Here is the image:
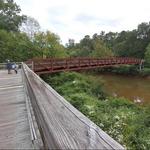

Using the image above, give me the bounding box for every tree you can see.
[91,38,113,57]
[137,22,150,40]
[144,43,150,66]
[104,32,118,49]
[0,0,26,32]
[66,38,75,48]
[0,29,35,62]
[20,16,40,39]
[79,35,94,56]
[34,31,67,58]
[99,31,106,40]
[112,31,138,57]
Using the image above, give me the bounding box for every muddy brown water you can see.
[94,74,150,105]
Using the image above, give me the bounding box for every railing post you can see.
[79,58,80,68]
[51,58,53,71]
[31,61,34,71]
[89,58,91,66]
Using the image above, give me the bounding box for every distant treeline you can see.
[66,23,150,67]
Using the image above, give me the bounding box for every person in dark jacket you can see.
[6,60,12,74]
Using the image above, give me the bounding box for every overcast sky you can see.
[15,0,150,44]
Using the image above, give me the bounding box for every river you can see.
[94,74,150,105]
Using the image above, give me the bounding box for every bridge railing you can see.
[22,63,124,149]
[27,57,142,74]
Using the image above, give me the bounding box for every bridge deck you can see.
[0,70,33,149]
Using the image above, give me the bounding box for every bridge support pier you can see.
[139,59,144,71]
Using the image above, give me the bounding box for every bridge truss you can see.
[26,57,143,75]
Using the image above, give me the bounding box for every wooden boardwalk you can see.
[0,70,33,149]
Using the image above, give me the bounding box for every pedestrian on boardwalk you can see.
[12,62,18,74]
[6,60,12,74]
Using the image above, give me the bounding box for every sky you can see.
[15,0,150,44]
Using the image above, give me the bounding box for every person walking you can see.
[6,60,12,74]
[14,63,18,74]
[12,62,18,74]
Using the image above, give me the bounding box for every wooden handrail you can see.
[22,63,124,149]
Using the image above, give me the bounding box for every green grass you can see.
[41,72,150,150]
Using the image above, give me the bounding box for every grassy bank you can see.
[41,72,150,150]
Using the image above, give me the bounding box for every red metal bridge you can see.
[27,57,143,75]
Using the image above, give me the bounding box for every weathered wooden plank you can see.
[23,63,125,149]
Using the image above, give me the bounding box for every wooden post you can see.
[32,61,34,71]
[51,59,53,71]
[79,58,80,68]
[139,59,144,71]
[66,59,68,69]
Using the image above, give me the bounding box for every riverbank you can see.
[41,72,150,150]
[89,65,150,77]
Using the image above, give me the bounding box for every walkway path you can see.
[0,70,33,149]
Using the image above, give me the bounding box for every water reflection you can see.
[95,74,150,105]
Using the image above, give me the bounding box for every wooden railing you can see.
[0,62,21,70]
[26,57,142,74]
[0,63,7,70]
[22,63,124,149]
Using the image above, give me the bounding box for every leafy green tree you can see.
[107,29,149,58]
[34,31,67,58]
[91,38,113,57]
[0,0,26,32]
[113,31,138,57]
[0,29,36,62]
[104,32,118,49]
[79,35,94,56]
[65,40,81,57]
